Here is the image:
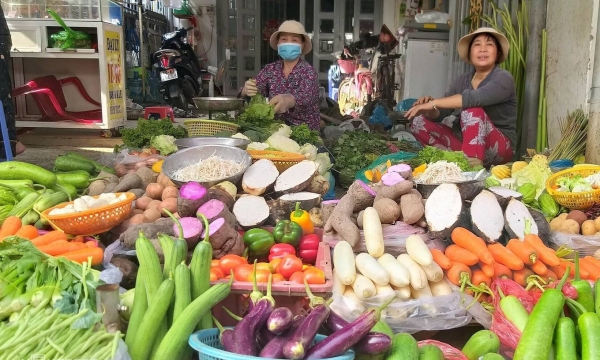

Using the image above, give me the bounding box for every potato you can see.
[582,220,597,235]
[146,200,162,212]
[558,213,569,221]
[566,210,587,225]
[559,219,580,234]
[143,208,162,222]
[595,248,600,259]
[594,217,600,231]
[157,172,176,188]
[129,214,148,225]
[146,183,165,200]
[131,209,144,216]
[550,217,564,231]
[162,186,179,200]
[136,196,153,210]
[373,198,401,224]
[159,198,178,216]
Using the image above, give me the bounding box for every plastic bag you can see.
[48,9,92,49]
[323,223,444,256]
[368,104,392,130]
[100,149,164,177]
[355,152,418,184]
[112,339,132,360]
[331,290,472,334]
[100,263,124,285]
[548,231,600,256]
[417,340,467,360]
[414,11,451,24]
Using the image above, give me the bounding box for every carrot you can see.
[0,216,22,240]
[557,260,589,279]
[71,236,85,243]
[14,225,39,240]
[446,262,472,287]
[445,245,479,266]
[450,227,495,265]
[37,240,87,256]
[550,265,567,280]
[543,269,558,283]
[487,243,524,270]
[530,259,548,276]
[492,262,513,279]
[471,268,491,287]
[523,234,561,267]
[583,256,600,272]
[31,231,67,246]
[85,241,98,248]
[579,258,600,281]
[513,268,534,287]
[59,247,104,266]
[430,249,452,270]
[479,262,495,278]
[506,239,538,265]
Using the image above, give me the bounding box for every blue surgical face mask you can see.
[278,43,302,61]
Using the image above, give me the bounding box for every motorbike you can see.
[152,27,204,110]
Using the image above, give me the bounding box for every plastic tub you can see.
[189,328,355,360]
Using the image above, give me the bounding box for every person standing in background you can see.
[0,6,25,158]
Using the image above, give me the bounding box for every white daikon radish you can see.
[374,284,396,302]
[342,287,366,313]
[355,253,389,286]
[429,279,453,296]
[377,253,410,287]
[332,270,346,295]
[362,207,384,258]
[391,285,412,300]
[397,254,428,290]
[410,282,433,299]
[421,261,444,283]
[351,274,376,299]
[405,235,433,266]
[333,241,356,285]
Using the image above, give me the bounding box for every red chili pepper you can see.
[268,243,296,261]
[298,234,320,264]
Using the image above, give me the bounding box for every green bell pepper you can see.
[242,228,275,257]
[273,220,303,247]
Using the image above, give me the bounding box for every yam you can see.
[274,161,317,194]
[114,173,144,193]
[208,217,245,258]
[347,181,376,212]
[399,189,424,225]
[136,196,153,211]
[373,198,401,224]
[242,159,279,195]
[197,199,237,227]
[162,186,179,200]
[211,181,237,199]
[177,181,209,217]
[174,217,204,248]
[324,191,361,247]
[309,207,323,227]
[135,166,157,188]
[102,182,118,194]
[267,199,293,226]
[321,200,338,225]
[159,198,178,216]
[209,188,235,211]
[505,198,538,240]
[233,195,269,229]
[110,256,138,289]
[129,188,146,199]
[146,183,165,200]
[373,180,414,203]
[470,190,504,243]
[528,208,551,243]
[305,174,330,195]
[88,180,108,196]
[119,218,176,249]
[278,192,322,211]
[425,183,468,240]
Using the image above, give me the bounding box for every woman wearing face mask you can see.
[240,20,320,130]
[404,27,517,167]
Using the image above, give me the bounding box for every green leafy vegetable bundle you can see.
[332,131,390,176]
[290,124,321,145]
[417,146,473,171]
[120,119,187,149]
[237,94,277,129]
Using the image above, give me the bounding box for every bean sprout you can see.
[172,154,248,182]
[416,161,465,184]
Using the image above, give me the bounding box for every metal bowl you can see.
[162,145,252,188]
[416,171,488,200]
[192,97,245,112]
[174,137,250,151]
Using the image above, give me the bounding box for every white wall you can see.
[186,0,219,66]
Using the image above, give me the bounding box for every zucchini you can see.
[0,161,57,187]
[54,155,96,174]
[129,278,175,360]
[419,344,444,359]
[65,151,116,175]
[152,281,233,359]
[388,333,418,360]
[9,192,40,217]
[33,191,69,213]
[462,330,500,360]
[173,262,191,323]
[159,235,175,280]
[189,214,213,330]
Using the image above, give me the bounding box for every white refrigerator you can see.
[402,39,450,100]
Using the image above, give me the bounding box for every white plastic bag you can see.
[100,149,164,176]
[414,12,451,24]
[548,231,600,257]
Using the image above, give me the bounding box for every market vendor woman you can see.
[405,27,517,167]
[240,20,320,130]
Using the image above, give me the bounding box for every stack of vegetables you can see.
[0,237,121,359]
[550,209,600,236]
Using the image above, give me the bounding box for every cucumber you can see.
[462,330,500,360]
[65,152,115,175]
[0,161,57,187]
[388,333,418,360]
[419,344,444,359]
[54,155,96,174]
[482,354,505,360]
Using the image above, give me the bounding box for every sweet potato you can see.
[131,209,144,216]
[162,186,179,200]
[114,173,144,193]
[102,182,118,193]
[373,198,401,224]
[177,181,209,217]
[88,180,108,196]
[173,217,204,249]
[146,183,165,200]
[209,188,235,210]
[129,214,148,225]
[129,188,146,199]
[146,199,162,212]
[135,166,157,188]
[400,189,424,225]
[136,196,153,210]
[208,217,244,258]
[159,198,178,216]
[197,199,237,227]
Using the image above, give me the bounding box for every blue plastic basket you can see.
[189,328,356,360]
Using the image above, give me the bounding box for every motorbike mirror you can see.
[186,27,194,31]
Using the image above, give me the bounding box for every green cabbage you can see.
[299,144,318,160]
[150,135,178,155]
[273,124,292,137]
[247,142,269,150]
[315,153,332,175]
[265,133,300,153]
[512,157,552,199]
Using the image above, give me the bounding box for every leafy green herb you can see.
[237,94,276,128]
[290,124,320,145]
[332,131,390,176]
[417,146,472,171]
[120,119,187,149]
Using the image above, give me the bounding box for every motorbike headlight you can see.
[163,32,176,40]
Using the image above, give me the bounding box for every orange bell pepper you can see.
[304,267,326,285]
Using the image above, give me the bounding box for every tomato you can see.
[220,254,247,275]
[210,269,219,281]
[256,262,275,274]
[269,258,282,272]
[272,273,286,283]
[278,254,303,280]
[249,269,272,283]
[304,267,326,284]
[233,264,254,282]
[302,264,312,271]
[289,271,306,284]
[211,266,225,279]
[211,259,220,268]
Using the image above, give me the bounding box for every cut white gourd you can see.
[232,195,270,228]
[242,159,279,195]
[274,160,317,194]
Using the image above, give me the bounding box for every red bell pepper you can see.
[268,243,296,261]
[298,234,320,264]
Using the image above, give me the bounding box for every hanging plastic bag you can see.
[548,231,600,257]
[48,9,92,49]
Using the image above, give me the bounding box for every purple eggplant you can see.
[326,310,392,355]
[267,307,294,334]
[246,261,266,314]
[257,325,277,348]
[259,315,305,358]
[282,280,332,359]
[304,297,395,359]
[229,274,276,356]
[213,316,236,352]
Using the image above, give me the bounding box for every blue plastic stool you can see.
[0,101,14,161]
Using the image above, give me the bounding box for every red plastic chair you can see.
[12,75,102,123]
